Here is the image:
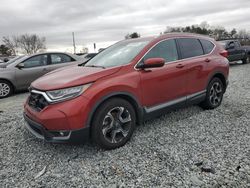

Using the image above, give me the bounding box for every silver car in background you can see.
[0,52,83,98]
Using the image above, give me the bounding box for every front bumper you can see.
[23,113,90,144]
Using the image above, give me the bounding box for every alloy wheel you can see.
[102,106,132,144]
[0,83,10,97]
[209,82,223,106]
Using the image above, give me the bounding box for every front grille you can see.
[28,92,49,111]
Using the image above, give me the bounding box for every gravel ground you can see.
[0,63,250,187]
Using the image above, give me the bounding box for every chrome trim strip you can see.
[134,37,216,70]
[144,90,206,113]
[145,96,186,113]
[31,90,53,103]
[186,90,206,100]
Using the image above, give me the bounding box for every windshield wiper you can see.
[85,65,106,69]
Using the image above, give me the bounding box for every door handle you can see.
[205,58,211,62]
[176,64,184,68]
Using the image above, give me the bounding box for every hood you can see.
[32,66,121,91]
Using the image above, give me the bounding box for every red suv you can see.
[23,33,229,149]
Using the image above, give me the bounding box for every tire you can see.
[0,80,13,99]
[199,77,224,110]
[242,56,250,64]
[91,98,136,150]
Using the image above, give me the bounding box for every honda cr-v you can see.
[23,33,229,149]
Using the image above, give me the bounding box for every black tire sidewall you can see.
[205,78,224,109]
[242,56,250,64]
[91,98,136,150]
[0,80,13,99]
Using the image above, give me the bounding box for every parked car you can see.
[23,33,229,149]
[218,40,250,64]
[0,52,83,98]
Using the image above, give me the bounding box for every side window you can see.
[200,39,215,54]
[143,39,178,62]
[22,55,48,68]
[50,54,73,64]
[178,38,204,59]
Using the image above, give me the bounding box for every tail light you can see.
[220,50,228,58]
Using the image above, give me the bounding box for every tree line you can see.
[163,21,250,45]
[125,21,250,45]
[0,34,46,56]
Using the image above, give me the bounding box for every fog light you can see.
[50,130,70,137]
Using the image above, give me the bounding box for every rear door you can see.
[15,54,48,89]
[139,39,188,108]
[45,53,77,72]
[176,38,209,97]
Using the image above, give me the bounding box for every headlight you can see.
[46,84,92,102]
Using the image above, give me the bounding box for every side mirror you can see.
[16,63,25,69]
[137,58,165,69]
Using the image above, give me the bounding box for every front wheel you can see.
[199,78,224,109]
[91,98,136,150]
[0,80,13,99]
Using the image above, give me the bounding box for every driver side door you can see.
[138,39,188,112]
[15,54,48,89]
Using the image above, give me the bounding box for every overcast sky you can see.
[0,0,249,53]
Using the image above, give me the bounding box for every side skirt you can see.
[143,90,206,121]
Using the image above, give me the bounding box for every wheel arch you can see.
[0,78,16,91]
[86,92,144,129]
[207,72,227,92]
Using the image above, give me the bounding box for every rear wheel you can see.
[200,77,224,109]
[91,98,136,150]
[242,56,250,64]
[0,80,13,99]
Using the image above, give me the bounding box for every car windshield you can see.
[85,39,150,68]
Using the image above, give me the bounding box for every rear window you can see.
[178,38,204,59]
[50,54,73,64]
[200,39,215,54]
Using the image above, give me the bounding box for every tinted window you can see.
[144,39,178,62]
[23,55,48,68]
[200,39,214,54]
[178,38,204,59]
[51,54,73,64]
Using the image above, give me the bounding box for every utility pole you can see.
[72,32,76,54]
[93,43,96,52]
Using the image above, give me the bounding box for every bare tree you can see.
[125,32,140,39]
[18,34,46,54]
[2,36,19,55]
[2,34,46,55]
